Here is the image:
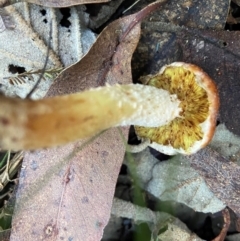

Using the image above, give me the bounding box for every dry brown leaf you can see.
[10,1,169,240]
[0,0,110,8]
[11,130,129,241]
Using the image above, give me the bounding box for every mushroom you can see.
[135,62,219,155]
[0,62,219,153]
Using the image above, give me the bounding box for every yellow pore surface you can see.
[135,66,210,151]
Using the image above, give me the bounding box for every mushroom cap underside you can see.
[135,62,219,155]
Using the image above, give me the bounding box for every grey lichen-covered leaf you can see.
[0,3,96,99]
[14,3,95,65]
[157,218,204,241]
[210,124,240,164]
[0,5,62,98]
[111,198,204,241]
[56,6,83,66]
[126,149,225,214]
[16,3,82,65]
[14,3,59,53]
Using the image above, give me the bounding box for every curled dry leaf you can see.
[10,1,170,240]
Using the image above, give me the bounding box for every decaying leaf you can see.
[46,7,141,95]
[10,130,130,241]
[14,3,86,66]
[126,148,226,215]
[186,147,240,217]
[0,4,62,98]
[210,124,240,163]
[112,198,204,241]
[9,1,170,239]
[0,3,97,99]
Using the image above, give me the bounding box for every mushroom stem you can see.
[0,84,181,150]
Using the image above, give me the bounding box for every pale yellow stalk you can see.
[0,84,181,150]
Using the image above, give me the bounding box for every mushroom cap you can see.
[134,62,219,155]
